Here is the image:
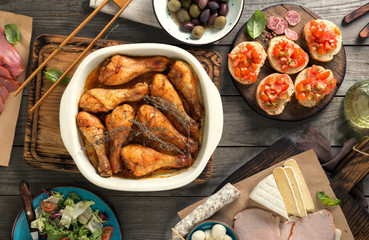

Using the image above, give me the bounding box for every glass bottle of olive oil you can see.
[344,80,369,137]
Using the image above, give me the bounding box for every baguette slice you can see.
[256,73,294,115]
[303,19,342,62]
[267,36,309,75]
[228,41,267,85]
[294,66,335,108]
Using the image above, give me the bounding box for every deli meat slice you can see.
[285,10,301,26]
[234,208,280,240]
[289,209,336,240]
[0,85,9,103]
[275,19,288,35]
[280,220,295,240]
[285,28,299,41]
[0,76,21,92]
[0,65,13,79]
[0,28,24,78]
[267,16,281,30]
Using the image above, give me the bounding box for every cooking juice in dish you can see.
[344,80,369,129]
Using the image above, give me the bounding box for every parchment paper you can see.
[0,11,32,166]
[178,150,354,240]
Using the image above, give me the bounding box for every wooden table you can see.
[0,0,368,239]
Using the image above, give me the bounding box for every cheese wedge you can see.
[249,174,289,219]
[284,166,307,217]
[273,167,301,217]
[284,159,315,212]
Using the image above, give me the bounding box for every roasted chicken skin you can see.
[79,82,149,113]
[136,104,198,153]
[98,55,169,85]
[150,73,199,135]
[120,144,192,177]
[105,104,135,174]
[76,111,112,177]
[168,60,204,120]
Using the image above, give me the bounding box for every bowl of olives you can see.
[152,0,244,45]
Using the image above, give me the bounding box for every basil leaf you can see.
[4,24,20,44]
[44,69,71,83]
[317,191,341,206]
[247,10,266,39]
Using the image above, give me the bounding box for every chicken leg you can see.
[150,74,199,135]
[76,111,112,177]
[98,55,169,85]
[79,82,149,113]
[105,104,135,174]
[120,144,192,177]
[168,60,204,120]
[136,104,198,153]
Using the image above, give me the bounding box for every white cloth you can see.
[89,0,161,28]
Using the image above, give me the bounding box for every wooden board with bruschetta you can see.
[229,4,346,121]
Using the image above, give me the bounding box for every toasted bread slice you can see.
[267,36,309,75]
[256,73,294,115]
[294,66,335,107]
[228,41,267,85]
[303,19,342,62]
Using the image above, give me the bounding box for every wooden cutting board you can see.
[231,4,346,121]
[215,137,369,240]
[24,34,222,183]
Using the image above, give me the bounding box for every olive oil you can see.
[344,80,369,130]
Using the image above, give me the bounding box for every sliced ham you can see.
[0,85,9,103]
[289,209,336,240]
[234,208,280,240]
[0,76,21,92]
[280,220,295,240]
[0,65,13,79]
[0,28,24,78]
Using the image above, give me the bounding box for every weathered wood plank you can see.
[1,0,369,45]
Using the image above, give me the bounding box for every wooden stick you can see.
[359,22,369,38]
[342,3,369,24]
[13,0,111,96]
[171,228,186,240]
[29,0,131,113]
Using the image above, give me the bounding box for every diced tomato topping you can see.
[258,74,291,110]
[316,70,330,80]
[307,20,338,55]
[273,39,307,72]
[248,72,257,82]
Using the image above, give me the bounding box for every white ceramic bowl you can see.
[60,43,223,191]
[152,0,244,45]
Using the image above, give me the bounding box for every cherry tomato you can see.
[296,92,307,101]
[247,72,257,82]
[250,63,258,71]
[273,46,281,59]
[40,201,57,212]
[240,67,250,78]
[101,226,114,240]
[234,68,241,78]
[279,91,289,100]
[289,59,299,68]
[316,70,330,80]
[251,48,261,64]
[259,91,269,102]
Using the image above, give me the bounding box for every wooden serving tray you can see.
[231,4,346,121]
[215,137,369,239]
[24,34,222,183]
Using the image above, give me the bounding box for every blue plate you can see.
[11,186,123,240]
[186,220,239,240]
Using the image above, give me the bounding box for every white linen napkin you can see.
[89,0,161,28]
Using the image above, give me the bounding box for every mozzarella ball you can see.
[222,235,232,240]
[192,230,206,240]
[205,230,214,240]
[211,224,226,240]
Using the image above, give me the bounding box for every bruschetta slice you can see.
[303,19,342,62]
[295,65,337,107]
[256,73,294,115]
[228,41,267,85]
[267,36,309,74]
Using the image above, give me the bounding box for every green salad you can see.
[31,190,113,240]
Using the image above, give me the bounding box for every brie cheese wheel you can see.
[284,166,307,217]
[284,159,315,212]
[273,167,301,217]
[250,174,289,219]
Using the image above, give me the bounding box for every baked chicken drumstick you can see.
[150,73,199,135]
[136,104,198,153]
[98,55,169,85]
[168,60,204,120]
[79,82,149,113]
[105,104,135,174]
[76,111,112,177]
[121,144,193,177]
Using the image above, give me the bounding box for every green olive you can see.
[213,16,227,29]
[189,4,201,18]
[192,26,204,38]
[167,0,181,12]
[177,8,191,22]
[181,0,192,9]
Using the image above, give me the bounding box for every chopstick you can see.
[172,228,186,240]
[13,0,111,97]
[342,2,369,25]
[29,0,131,113]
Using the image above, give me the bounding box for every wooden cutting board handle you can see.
[330,136,369,240]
